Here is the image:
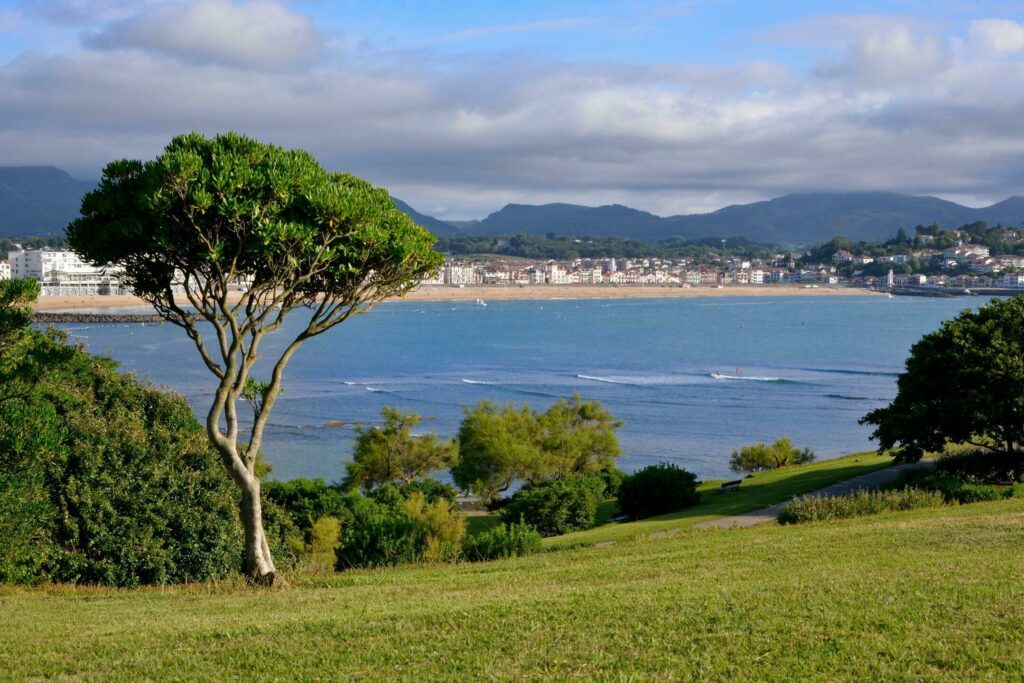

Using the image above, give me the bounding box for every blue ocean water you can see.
[57,295,984,482]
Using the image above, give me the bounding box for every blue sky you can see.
[1,0,1023,217]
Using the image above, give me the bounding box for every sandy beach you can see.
[30,285,878,311]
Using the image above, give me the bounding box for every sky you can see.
[1,1,1023,219]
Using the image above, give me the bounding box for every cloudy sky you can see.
[1,0,1023,218]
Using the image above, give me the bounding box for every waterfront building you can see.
[0,259,9,281]
[7,248,128,296]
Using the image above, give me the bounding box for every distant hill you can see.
[470,203,665,239]
[389,197,459,237]
[468,192,1024,245]
[0,166,458,239]
[0,166,96,236]
[2,165,1022,245]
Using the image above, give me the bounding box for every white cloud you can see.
[813,21,952,85]
[969,18,1024,55]
[444,17,601,41]
[85,0,322,68]
[1,11,1023,216]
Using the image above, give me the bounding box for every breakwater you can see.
[33,312,198,324]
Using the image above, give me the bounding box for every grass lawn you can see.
[542,451,894,547]
[3,497,1023,680]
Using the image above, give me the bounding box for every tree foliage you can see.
[343,407,458,491]
[66,132,443,583]
[729,436,815,474]
[861,297,1024,462]
[451,395,622,500]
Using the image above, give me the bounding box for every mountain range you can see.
[2,166,1022,246]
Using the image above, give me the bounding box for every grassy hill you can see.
[3,461,1023,679]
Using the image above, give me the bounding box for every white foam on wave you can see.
[710,373,784,383]
[461,379,494,385]
[576,374,640,386]
[365,386,385,393]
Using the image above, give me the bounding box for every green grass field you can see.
[500,451,890,547]
[3,497,1023,680]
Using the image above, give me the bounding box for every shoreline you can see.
[31,285,879,311]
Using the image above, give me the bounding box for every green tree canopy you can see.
[66,132,443,584]
[729,436,815,474]
[343,407,459,491]
[451,395,622,500]
[862,297,1024,461]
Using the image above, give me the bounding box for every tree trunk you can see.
[239,476,287,587]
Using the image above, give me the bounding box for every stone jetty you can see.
[33,312,199,324]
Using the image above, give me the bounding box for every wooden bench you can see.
[719,479,743,492]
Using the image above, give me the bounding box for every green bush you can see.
[778,488,945,524]
[730,436,815,474]
[595,467,627,498]
[616,463,700,520]
[462,521,543,562]
[0,339,244,586]
[500,476,605,536]
[935,449,1024,484]
[305,517,342,573]
[896,470,1015,504]
[397,479,460,506]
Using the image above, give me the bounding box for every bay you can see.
[55,295,984,482]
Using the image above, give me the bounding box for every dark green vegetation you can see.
[4,498,1024,679]
[778,488,945,524]
[729,436,815,474]
[437,233,772,260]
[500,475,611,536]
[67,133,443,584]
[616,462,700,519]
[0,280,243,586]
[0,235,66,254]
[862,297,1024,462]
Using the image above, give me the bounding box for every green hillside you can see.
[3,491,1022,680]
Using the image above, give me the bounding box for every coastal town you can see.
[6,225,1023,297]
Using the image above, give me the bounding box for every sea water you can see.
[55,295,984,482]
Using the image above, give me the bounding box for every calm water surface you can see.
[57,295,984,482]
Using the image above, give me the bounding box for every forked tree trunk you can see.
[238,474,286,587]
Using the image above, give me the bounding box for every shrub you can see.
[595,467,627,498]
[402,492,466,563]
[305,517,342,573]
[500,475,605,536]
[0,354,246,586]
[462,521,543,562]
[778,488,945,524]
[896,470,1014,504]
[616,463,700,519]
[730,436,815,474]
[397,479,460,506]
[935,448,1024,484]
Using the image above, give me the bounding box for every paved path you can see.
[693,462,930,529]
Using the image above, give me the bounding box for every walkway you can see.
[693,462,930,529]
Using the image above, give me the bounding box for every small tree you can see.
[536,393,622,479]
[861,297,1024,462]
[452,401,540,502]
[343,407,458,491]
[729,436,815,474]
[452,395,623,501]
[67,133,442,584]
